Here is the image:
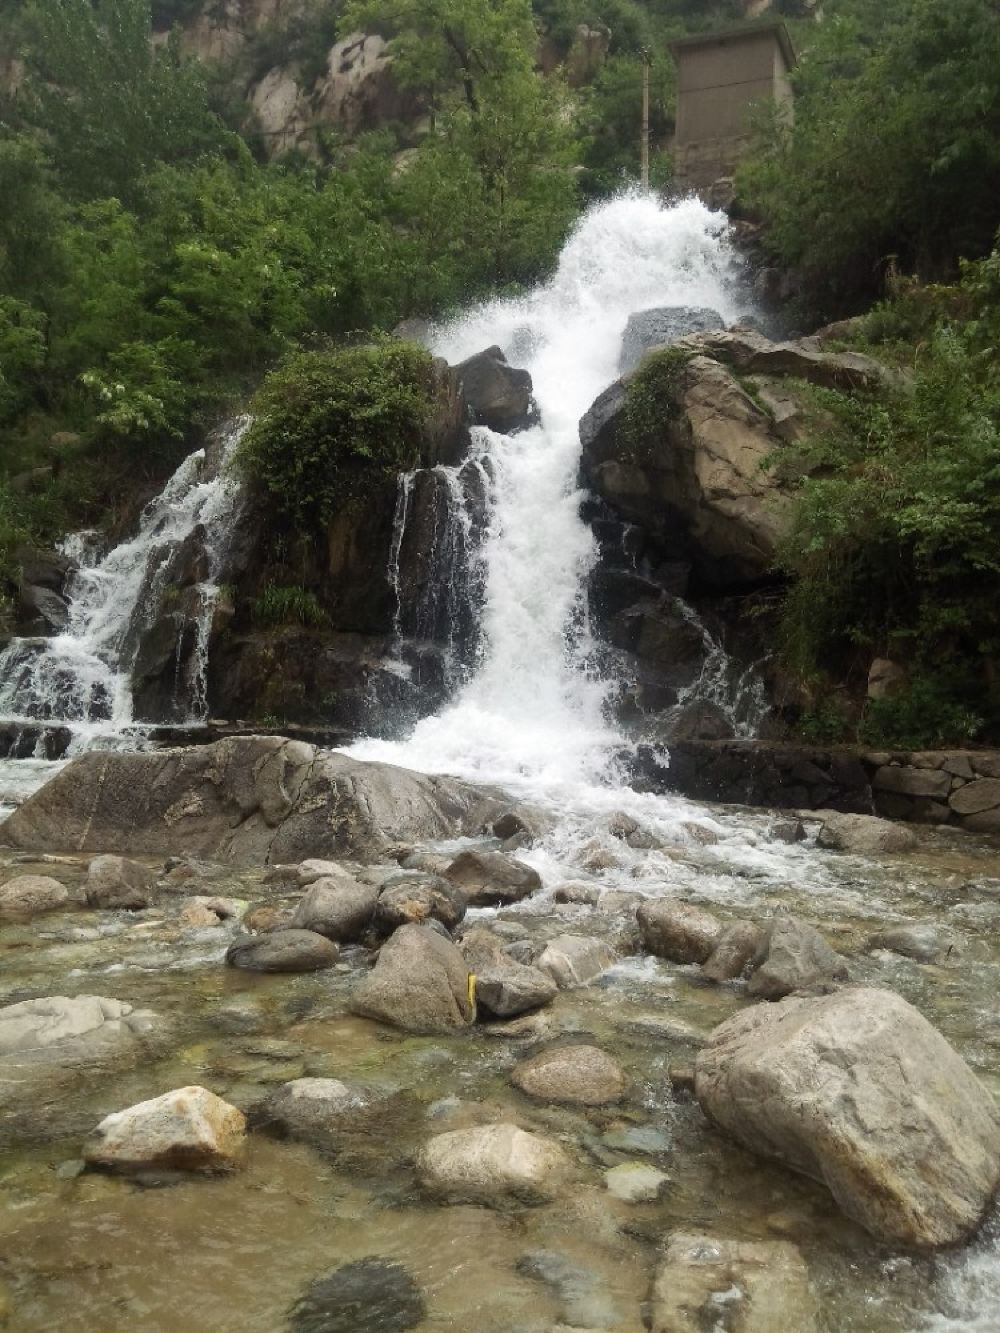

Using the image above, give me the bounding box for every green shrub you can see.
[251,583,328,629]
[859,679,982,750]
[620,346,690,457]
[797,699,851,746]
[236,339,436,528]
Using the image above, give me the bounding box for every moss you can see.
[619,346,690,459]
[252,583,328,629]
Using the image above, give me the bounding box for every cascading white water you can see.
[0,417,246,766]
[351,193,746,791]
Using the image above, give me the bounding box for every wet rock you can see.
[770,818,806,844]
[350,924,474,1034]
[85,854,153,910]
[212,999,265,1036]
[4,738,506,865]
[651,1232,818,1333]
[601,1124,672,1155]
[242,904,294,934]
[949,778,1000,817]
[454,345,534,433]
[604,1161,670,1202]
[554,882,601,906]
[295,858,349,886]
[178,902,222,927]
[19,582,69,633]
[537,934,617,988]
[619,305,724,374]
[418,1123,570,1205]
[516,1249,619,1328]
[694,987,1000,1249]
[868,924,960,964]
[669,1064,696,1095]
[225,929,339,973]
[637,901,722,965]
[747,917,848,999]
[511,1045,626,1106]
[83,1085,246,1173]
[259,1078,370,1147]
[0,995,159,1056]
[460,929,556,1017]
[492,810,535,841]
[442,848,541,907]
[178,895,244,926]
[814,810,917,855]
[374,872,466,935]
[291,872,378,942]
[0,873,72,917]
[702,922,763,983]
[288,1258,425,1333]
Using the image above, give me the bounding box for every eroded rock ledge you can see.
[1,736,504,864]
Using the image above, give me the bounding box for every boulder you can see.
[814,810,917,854]
[289,1258,425,1333]
[18,583,68,633]
[746,917,848,999]
[3,738,506,865]
[459,928,556,1017]
[637,901,722,965]
[678,326,894,393]
[442,848,541,906]
[701,921,763,984]
[454,345,534,433]
[619,306,724,374]
[83,1085,246,1173]
[374,871,467,934]
[868,924,960,964]
[418,1123,570,1205]
[0,995,158,1056]
[949,778,1000,817]
[511,1044,626,1106]
[85,854,154,910]
[516,1249,619,1328]
[694,988,1000,1248]
[537,934,617,988]
[651,1233,818,1333]
[260,1078,370,1148]
[0,873,71,917]
[225,929,339,973]
[350,924,474,1034]
[291,873,378,942]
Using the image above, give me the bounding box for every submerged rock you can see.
[85,854,154,910]
[516,1249,619,1328]
[694,987,1000,1248]
[868,924,960,964]
[288,1258,425,1333]
[0,995,159,1056]
[291,872,378,942]
[258,1078,372,1149]
[603,1161,670,1203]
[511,1045,626,1106]
[225,929,339,973]
[637,901,722,965]
[813,810,917,855]
[651,1232,818,1333]
[350,924,474,1034]
[442,848,541,906]
[418,1123,570,1205]
[746,917,848,999]
[83,1085,246,1173]
[537,934,617,989]
[0,873,72,918]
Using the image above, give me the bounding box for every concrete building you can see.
[669,21,796,194]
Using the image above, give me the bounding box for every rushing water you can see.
[0,419,245,811]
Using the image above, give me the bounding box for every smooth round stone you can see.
[225,929,338,973]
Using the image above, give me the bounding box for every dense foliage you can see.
[739,0,1000,316]
[771,245,1000,742]
[236,340,436,529]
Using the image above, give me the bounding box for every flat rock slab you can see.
[695,987,1000,1248]
[3,737,505,865]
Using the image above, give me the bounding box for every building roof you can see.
[668,20,797,70]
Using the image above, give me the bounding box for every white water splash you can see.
[351,193,745,795]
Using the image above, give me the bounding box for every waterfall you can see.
[350,194,746,791]
[0,417,246,761]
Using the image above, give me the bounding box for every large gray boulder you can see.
[459,928,556,1018]
[443,848,541,906]
[651,1232,817,1333]
[637,901,722,965]
[85,854,154,910]
[0,873,72,918]
[3,737,504,865]
[619,305,724,374]
[454,345,534,433]
[374,871,467,934]
[350,924,474,1034]
[694,987,1000,1248]
[225,929,339,973]
[813,809,917,854]
[290,872,377,942]
[746,917,848,999]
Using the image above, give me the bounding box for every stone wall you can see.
[635,740,1000,832]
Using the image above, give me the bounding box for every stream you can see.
[1,195,998,1331]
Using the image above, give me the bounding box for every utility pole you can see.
[640,47,650,189]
